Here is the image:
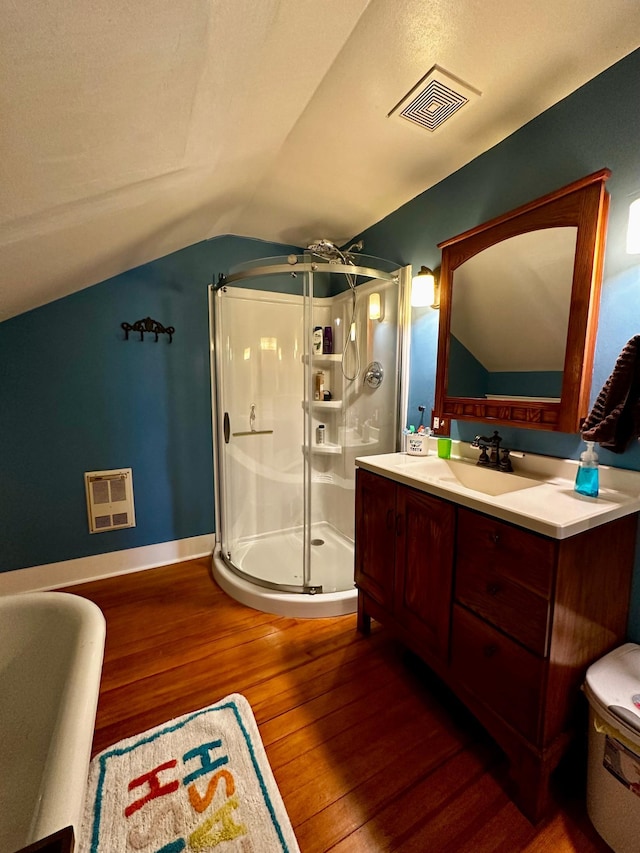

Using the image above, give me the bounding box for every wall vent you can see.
[389,65,480,133]
[84,468,136,534]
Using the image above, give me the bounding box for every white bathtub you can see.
[0,591,105,853]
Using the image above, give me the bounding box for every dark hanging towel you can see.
[581,335,640,453]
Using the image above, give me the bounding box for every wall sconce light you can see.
[411,266,440,308]
[368,291,384,321]
[627,197,640,254]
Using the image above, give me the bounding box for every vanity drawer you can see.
[455,562,550,656]
[456,508,555,598]
[451,604,544,743]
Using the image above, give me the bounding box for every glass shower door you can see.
[213,285,310,592]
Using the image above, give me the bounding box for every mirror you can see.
[448,227,577,400]
[434,169,611,433]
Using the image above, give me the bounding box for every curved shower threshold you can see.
[211,551,357,618]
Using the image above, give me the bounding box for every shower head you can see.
[306,238,364,265]
[343,240,364,255]
[306,239,347,263]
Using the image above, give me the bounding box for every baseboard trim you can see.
[0,534,216,595]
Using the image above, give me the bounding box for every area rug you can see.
[78,693,300,853]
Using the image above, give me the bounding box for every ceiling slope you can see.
[1,0,639,320]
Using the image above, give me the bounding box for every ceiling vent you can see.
[389,66,480,133]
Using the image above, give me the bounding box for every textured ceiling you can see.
[1,0,640,321]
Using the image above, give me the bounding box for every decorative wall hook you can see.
[121,317,175,343]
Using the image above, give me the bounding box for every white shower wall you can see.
[311,280,400,543]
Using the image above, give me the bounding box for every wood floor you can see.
[61,557,612,852]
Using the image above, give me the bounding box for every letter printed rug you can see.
[78,693,300,853]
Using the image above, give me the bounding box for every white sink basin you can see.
[443,459,543,496]
[407,456,542,497]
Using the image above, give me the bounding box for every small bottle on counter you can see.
[316,424,325,444]
[313,326,323,354]
[574,440,599,497]
[323,326,333,354]
[314,371,325,400]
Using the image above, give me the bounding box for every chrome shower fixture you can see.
[343,240,364,256]
[306,239,347,263]
[305,237,364,381]
[305,239,364,264]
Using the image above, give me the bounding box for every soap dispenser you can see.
[574,440,599,497]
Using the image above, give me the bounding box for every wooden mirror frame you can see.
[433,168,611,433]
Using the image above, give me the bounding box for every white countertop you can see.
[355,446,640,539]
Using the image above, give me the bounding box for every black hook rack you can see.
[121,317,175,343]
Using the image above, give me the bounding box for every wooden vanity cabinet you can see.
[354,469,397,611]
[355,468,455,671]
[355,468,638,822]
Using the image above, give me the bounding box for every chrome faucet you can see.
[471,431,513,472]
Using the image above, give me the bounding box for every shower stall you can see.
[209,249,409,617]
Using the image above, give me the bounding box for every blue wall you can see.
[3,49,640,639]
[446,338,563,399]
[486,372,564,399]
[448,336,488,398]
[0,236,298,572]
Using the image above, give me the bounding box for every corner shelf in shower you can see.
[302,437,380,457]
[302,443,343,456]
[302,400,344,411]
[302,353,343,364]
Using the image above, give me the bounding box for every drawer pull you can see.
[486,582,501,597]
[483,644,498,658]
[491,532,501,544]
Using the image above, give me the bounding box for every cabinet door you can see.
[394,485,455,661]
[354,469,397,608]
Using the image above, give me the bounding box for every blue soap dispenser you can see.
[574,440,599,497]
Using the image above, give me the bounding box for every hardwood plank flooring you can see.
[60,557,611,852]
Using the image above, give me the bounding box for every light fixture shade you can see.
[368,292,383,320]
[411,266,436,307]
[627,198,640,254]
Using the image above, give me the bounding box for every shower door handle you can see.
[223,412,230,444]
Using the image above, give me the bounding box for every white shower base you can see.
[212,521,357,618]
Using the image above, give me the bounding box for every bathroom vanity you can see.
[354,450,640,822]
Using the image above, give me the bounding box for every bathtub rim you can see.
[0,591,105,851]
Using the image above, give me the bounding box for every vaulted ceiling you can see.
[1,0,639,322]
